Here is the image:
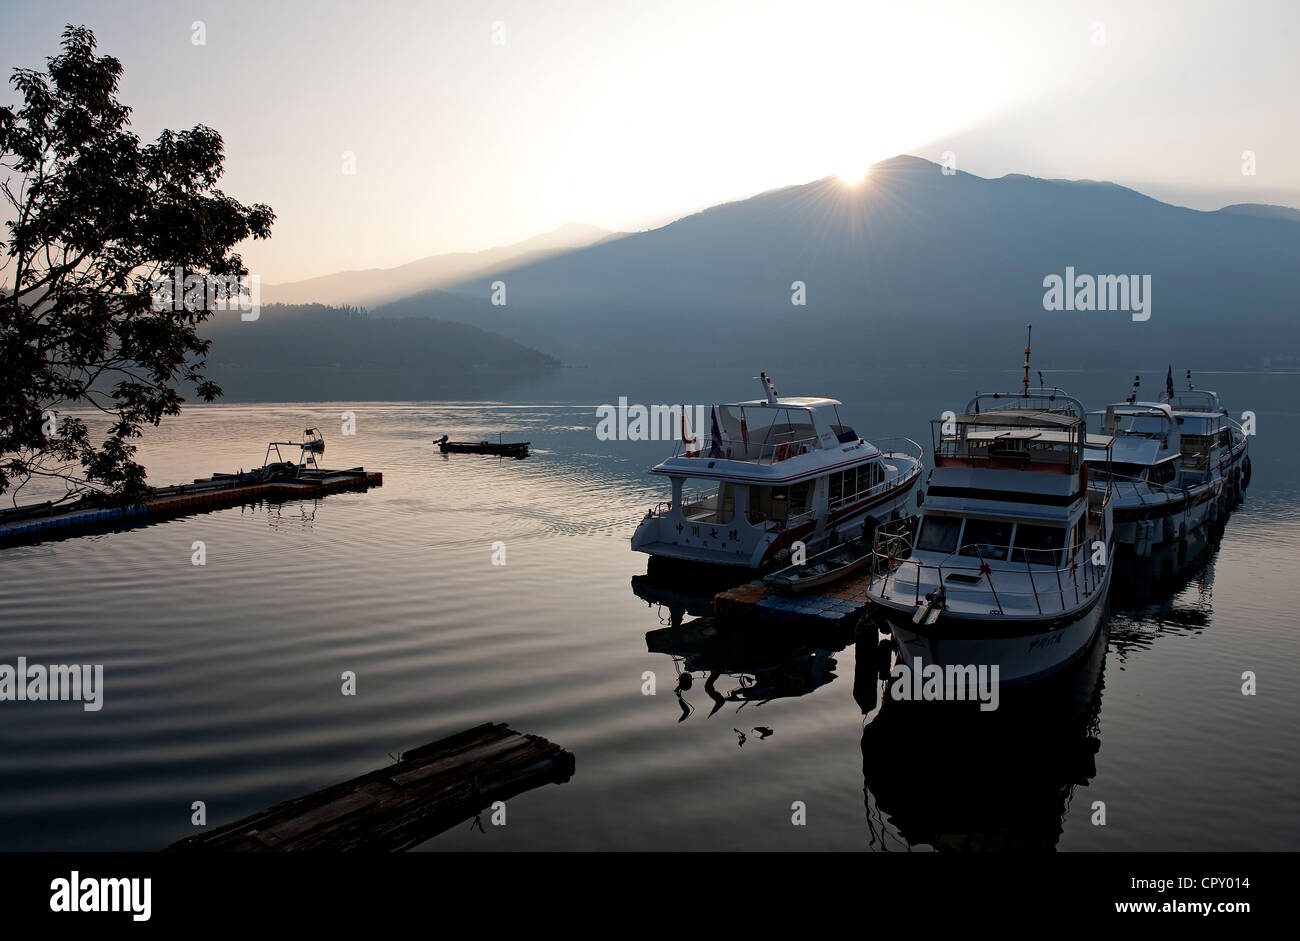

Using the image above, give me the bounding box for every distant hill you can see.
[198,304,562,401]
[376,155,1300,370]
[261,222,615,308]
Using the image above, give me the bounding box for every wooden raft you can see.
[0,467,382,544]
[166,723,575,852]
[713,577,874,625]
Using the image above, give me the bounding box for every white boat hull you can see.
[874,559,1112,687]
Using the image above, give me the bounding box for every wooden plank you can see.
[166,724,574,852]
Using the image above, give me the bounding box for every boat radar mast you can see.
[1127,374,1141,405]
[1022,324,1032,396]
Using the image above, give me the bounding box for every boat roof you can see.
[727,396,841,409]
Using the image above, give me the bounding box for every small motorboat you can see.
[763,537,875,593]
[435,435,530,458]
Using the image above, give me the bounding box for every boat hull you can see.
[872,563,1111,687]
[1110,480,1220,556]
[438,441,530,457]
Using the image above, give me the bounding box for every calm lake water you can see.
[1,367,1297,851]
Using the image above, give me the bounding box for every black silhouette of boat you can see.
[435,435,530,458]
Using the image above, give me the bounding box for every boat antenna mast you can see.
[1022,324,1032,396]
[1127,375,1140,404]
[757,371,779,405]
[1186,369,1194,391]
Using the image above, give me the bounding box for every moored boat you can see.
[1085,378,1221,557]
[867,366,1117,686]
[763,535,878,593]
[1158,370,1250,500]
[631,372,924,574]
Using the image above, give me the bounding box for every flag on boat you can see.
[1166,365,1174,399]
[709,407,725,458]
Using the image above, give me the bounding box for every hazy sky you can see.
[3,0,1297,282]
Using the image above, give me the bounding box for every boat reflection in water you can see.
[856,617,1109,851]
[633,575,854,723]
[1107,516,1220,664]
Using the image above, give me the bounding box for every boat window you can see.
[748,486,786,524]
[830,462,885,508]
[746,482,811,525]
[1071,518,1086,559]
[1149,461,1176,487]
[1010,524,1065,566]
[1116,415,1167,436]
[958,518,1013,561]
[1090,461,1147,483]
[916,516,961,554]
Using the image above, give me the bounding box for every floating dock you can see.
[714,576,874,625]
[0,467,382,545]
[166,723,575,852]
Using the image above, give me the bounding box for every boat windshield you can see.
[1089,461,1148,483]
[958,519,1013,561]
[914,515,1068,566]
[714,405,819,460]
[1010,524,1066,566]
[1113,414,1168,436]
[916,516,961,554]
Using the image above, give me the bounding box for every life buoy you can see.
[775,443,791,461]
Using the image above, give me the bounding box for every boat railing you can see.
[966,388,1088,420]
[868,523,1106,616]
[670,433,823,464]
[643,484,720,519]
[868,436,925,465]
[934,433,1078,470]
[1090,468,1185,505]
[1161,390,1223,414]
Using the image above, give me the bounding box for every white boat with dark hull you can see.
[867,383,1116,687]
[631,373,924,574]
